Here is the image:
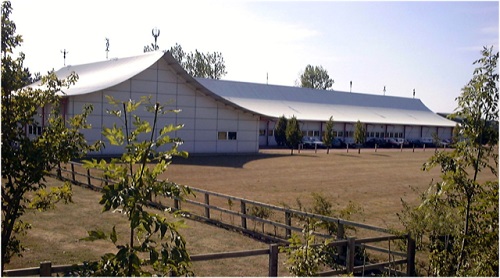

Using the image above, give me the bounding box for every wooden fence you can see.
[3,161,416,276]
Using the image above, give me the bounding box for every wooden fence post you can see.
[240,201,247,229]
[204,193,210,219]
[40,261,52,277]
[346,237,356,274]
[336,221,345,257]
[406,234,416,276]
[71,163,76,182]
[268,244,278,277]
[57,163,62,179]
[285,211,292,238]
[174,198,180,210]
[86,168,92,187]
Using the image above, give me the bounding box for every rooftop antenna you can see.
[413,88,415,99]
[105,38,110,60]
[383,85,386,96]
[152,27,160,50]
[350,81,352,93]
[61,49,69,66]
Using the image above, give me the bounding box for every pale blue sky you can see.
[10,1,499,113]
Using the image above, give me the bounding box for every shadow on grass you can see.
[171,152,291,168]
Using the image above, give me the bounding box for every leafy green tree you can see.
[323,116,334,154]
[285,116,302,155]
[299,64,334,90]
[81,95,193,276]
[353,120,366,154]
[1,1,98,271]
[169,43,227,79]
[281,220,335,276]
[399,46,498,276]
[274,115,288,147]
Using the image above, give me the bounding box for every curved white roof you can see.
[29,51,164,96]
[195,78,456,127]
[27,51,455,127]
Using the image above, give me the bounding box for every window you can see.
[218,132,227,140]
[28,124,42,135]
[268,130,274,137]
[228,132,237,140]
[313,130,320,137]
[218,131,237,140]
[259,129,266,136]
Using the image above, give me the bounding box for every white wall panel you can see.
[135,68,157,81]
[196,118,217,130]
[217,141,237,153]
[158,82,179,96]
[110,80,131,91]
[177,107,196,118]
[177,95,196,106]
[131,80,157,94]
[195,141,217,153]
[196,107,217,119]
[217,107,239,119]
[196,94,218,108]
[217,119,238,130]
[237,131,257,141]
[177,84,196,96]
[238,120,258,130]
[195,130,216,141]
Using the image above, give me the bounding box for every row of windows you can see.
[218,131,237,140]
[28,125,43,135]
[259,129,405,139]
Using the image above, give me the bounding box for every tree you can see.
[353,120,366,154]
[274,115,288,147]
[398,46,498,276]
[285,116,302,155]
[323,116,334,154]
[1,1,98,271]
[169,43,227,79]
[80,96,193,276]
[299,65,334,90]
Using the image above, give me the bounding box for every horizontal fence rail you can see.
[7,160,416,277]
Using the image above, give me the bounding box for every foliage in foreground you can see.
[79,96,193,276]
[399,46,499,276]
[1,1,98,271]
[281,193,364,276]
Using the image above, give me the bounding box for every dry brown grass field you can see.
[6,147,498,276]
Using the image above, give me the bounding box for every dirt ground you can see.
[6,147,497,276]
[164,148,459,229]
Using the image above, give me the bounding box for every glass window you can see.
[259,129,266,136]
[268,130,274,137]
[228,132,237,140]
[218,132,227,140]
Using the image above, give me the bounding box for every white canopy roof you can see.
[196,78,456,127]
[27,51,455,127]
[29,51,164,96]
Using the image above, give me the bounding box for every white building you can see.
[28,51,456,155]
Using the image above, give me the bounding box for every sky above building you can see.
[10,0,499,113]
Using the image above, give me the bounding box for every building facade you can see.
[28,51,456,155]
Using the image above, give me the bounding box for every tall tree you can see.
[323,116,334,154]
[274,115,288,147]
[285,116,302,155]
[1,1,98,271]
[398,46,498,276]
[353,120,366,154]
[299,65,334,90]
[169,43,227,79]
